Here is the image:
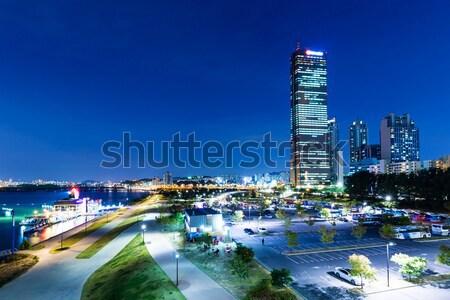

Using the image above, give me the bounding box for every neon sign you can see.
[306,50,324,56]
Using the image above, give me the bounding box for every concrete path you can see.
[0,208,141,300]
[143,214,235,300]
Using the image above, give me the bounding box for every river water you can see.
[0,190,149,250]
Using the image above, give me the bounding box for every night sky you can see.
[1,0,449,181]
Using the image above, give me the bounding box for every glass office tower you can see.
[290,45,330,187]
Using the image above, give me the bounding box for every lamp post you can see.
[175,253,179,286]
[60,227,64,250]
[386,242,396,287]
[141,224,146,244]
[11,210,15,255]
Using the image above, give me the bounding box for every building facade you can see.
[380,113,420,162]
[290,45,330,187]
[162,171,172,185]
[184,208,223,239]
[327,118,339,184]
[356,144,381,161]
[349,118,368,163]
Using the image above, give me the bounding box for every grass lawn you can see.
[0,254,39,288]
[81,234,185,300]
[76,213,143,259]
[168,233,271,299]
[76,194,164,258]
[49,208,127,254]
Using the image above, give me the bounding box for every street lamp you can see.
[141,224,146,244]
[386,242,396,287]
[175,253,179,286]
[11,210,15,255]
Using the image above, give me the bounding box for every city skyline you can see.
[1,1,450,181]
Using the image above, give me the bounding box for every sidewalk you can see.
[143,214,235,300]
[0,207,140,300]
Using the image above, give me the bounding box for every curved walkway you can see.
[143,213,235,300]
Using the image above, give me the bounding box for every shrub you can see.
[235,243,254,263]
[230,256,249,279]
[244,279,295,300]
[270,268,293,287]
[20,240,31,250]
[437,245,450,266]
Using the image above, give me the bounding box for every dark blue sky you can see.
[1,0,449,182]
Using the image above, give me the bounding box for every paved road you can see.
[143,214,235,300]
[0,208,140,300]
[230,218,450,300]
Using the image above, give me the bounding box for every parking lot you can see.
[228,215,450,300]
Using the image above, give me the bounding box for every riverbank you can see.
[0,254,39,288]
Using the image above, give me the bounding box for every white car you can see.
[258,227,268,233]
[334,267,361,285]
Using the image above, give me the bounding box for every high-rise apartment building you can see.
[290,44,330,187]
[380,113,420,162]
[162,171,172,185]
[349,118,368,163]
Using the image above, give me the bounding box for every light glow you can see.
[306,50,324,56]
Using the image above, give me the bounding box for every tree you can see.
[379,224,396,240]
[235,243,255,263]
[320,209,330,220]
[348,254,377,289]
[437,245,450,266]
[295,203,306,220]
[391,253,427,280]
[171,212,185,231]
[257,199,270,214]
[285,230,299,252]
[230,256,249,279]
[232,210,244,223]
[271,268,294,287]
[318,225,337,244]
[352,224,367,242]
[276,210,292,228]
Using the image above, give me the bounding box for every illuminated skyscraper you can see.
[349,118,368,163]
[380,113,420,162]
[290,44,330,187]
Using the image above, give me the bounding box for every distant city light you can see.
[306,50,324,56]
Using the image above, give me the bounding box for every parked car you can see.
[334,267,361,285]
[258,227,268,233]
[244,228,255,235]
[431,224,450,236]
[264,213,273,218]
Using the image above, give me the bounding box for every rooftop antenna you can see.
[296,41,300,51]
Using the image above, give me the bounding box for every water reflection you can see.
[23,215,98,245]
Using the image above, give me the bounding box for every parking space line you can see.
[294,256,310,263]
[284,255,299,264]
[321,252,340,260]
